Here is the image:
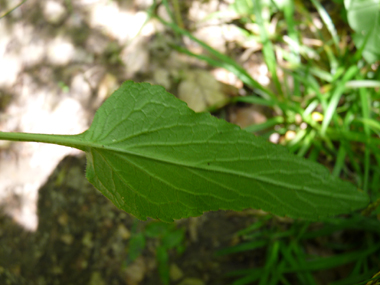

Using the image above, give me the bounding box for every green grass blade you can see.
[283,244,380,272]
[253,0,283,97]
[0,0,26,19]
[332,144,347,177]
[288,129,308,153]
[244,116,284,133]
[326,129,380,155]
[296,64,334,83]
[161,0,175,23]
[216,240,268,256]
[233,95,277,107]
[297,130,316,157]
[283,0,300,63]
[259,241,280,285]
[356,118,380,134]
[359,85,372,191]
[232,271,262,285]
[324,44,339,75]
[310,0,340,53]
[236,215,272,236]
[346,80,380,89]
[321,65,360,134]
[289,241,318,284]
[156,16,277,100]
[283,0,301,97]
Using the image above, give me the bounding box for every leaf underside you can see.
[74,81,368,221]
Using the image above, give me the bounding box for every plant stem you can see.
[0,131,87,151]
[0,0,27,19]
[171,0,184,29]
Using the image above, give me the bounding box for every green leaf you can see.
[127,232,146,263]
[156,246,170,285]
[0,81,369,221]
[77,81,368,221]
[345,0,380,63]
[161,229,184,249]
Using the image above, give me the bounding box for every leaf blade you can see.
[79,81,369,221]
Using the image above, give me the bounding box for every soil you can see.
[0,155,266,285]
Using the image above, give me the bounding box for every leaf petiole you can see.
[0,131,88,151]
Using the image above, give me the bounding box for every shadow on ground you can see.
[0,155,263,285]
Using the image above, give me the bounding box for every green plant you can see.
[148,0,380,283]
[155,0,380,198]
[0,80,369,222]
[159,0,380,187]
[1,0,379,283]
[126,220,185,285]
[0,0,26,19]
[217,214,380,285]
[345,0,380,63]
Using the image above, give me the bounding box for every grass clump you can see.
[151,0,380,283]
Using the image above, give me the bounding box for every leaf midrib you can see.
[94,147,316,218]
[88,141,361,203]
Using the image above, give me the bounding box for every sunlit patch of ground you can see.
[0,0,270,231]
[0,0,158,230]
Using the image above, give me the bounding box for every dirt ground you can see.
[0,155,270,285]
